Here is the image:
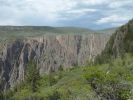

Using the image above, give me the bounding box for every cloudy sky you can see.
[0,0,133,29]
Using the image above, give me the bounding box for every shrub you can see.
[46,90,60,100]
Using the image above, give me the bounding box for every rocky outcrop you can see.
[0,34,110,90]
[97,19,133,63]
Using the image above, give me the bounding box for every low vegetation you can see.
[0,53,133,100]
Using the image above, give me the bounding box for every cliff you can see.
[0,33,109,90]
[96,19,133,63]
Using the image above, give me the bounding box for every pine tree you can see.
[25,61,40,92]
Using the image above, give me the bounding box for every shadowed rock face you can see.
[0,34,110,90]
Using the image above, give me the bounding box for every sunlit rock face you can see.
[0,34,110,90]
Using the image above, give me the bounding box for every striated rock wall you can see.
[0,34,110,90]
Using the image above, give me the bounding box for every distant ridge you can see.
[96,27,118,34]
[0,26,93,32]
[0,26,114,40]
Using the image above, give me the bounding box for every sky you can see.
[0,0,133,29]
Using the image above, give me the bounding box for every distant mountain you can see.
[0,26,115,41]
[0,26,95,40]
[97,27,117,34]
[55,27,95,33]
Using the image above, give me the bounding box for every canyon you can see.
[0,28,111,90]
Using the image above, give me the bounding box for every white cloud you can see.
[0,0,132,29]
[60,8,97,19]
[80,0,109,5]
[0,19,18,25]
[96,15,131,24]
[109,0,133,8]
[0,0,78,25]
[0,0,100,25]
[67,8,97,14]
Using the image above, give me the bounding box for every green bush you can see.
[84,56,133,100]
[46,90,60,100]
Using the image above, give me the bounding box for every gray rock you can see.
[0,34,110,90]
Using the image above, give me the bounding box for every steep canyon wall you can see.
[0,34,110,90]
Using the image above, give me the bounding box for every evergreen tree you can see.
[25,61,40,92]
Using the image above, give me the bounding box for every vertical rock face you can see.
[98,19,133,63]
[0,34,110,90]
